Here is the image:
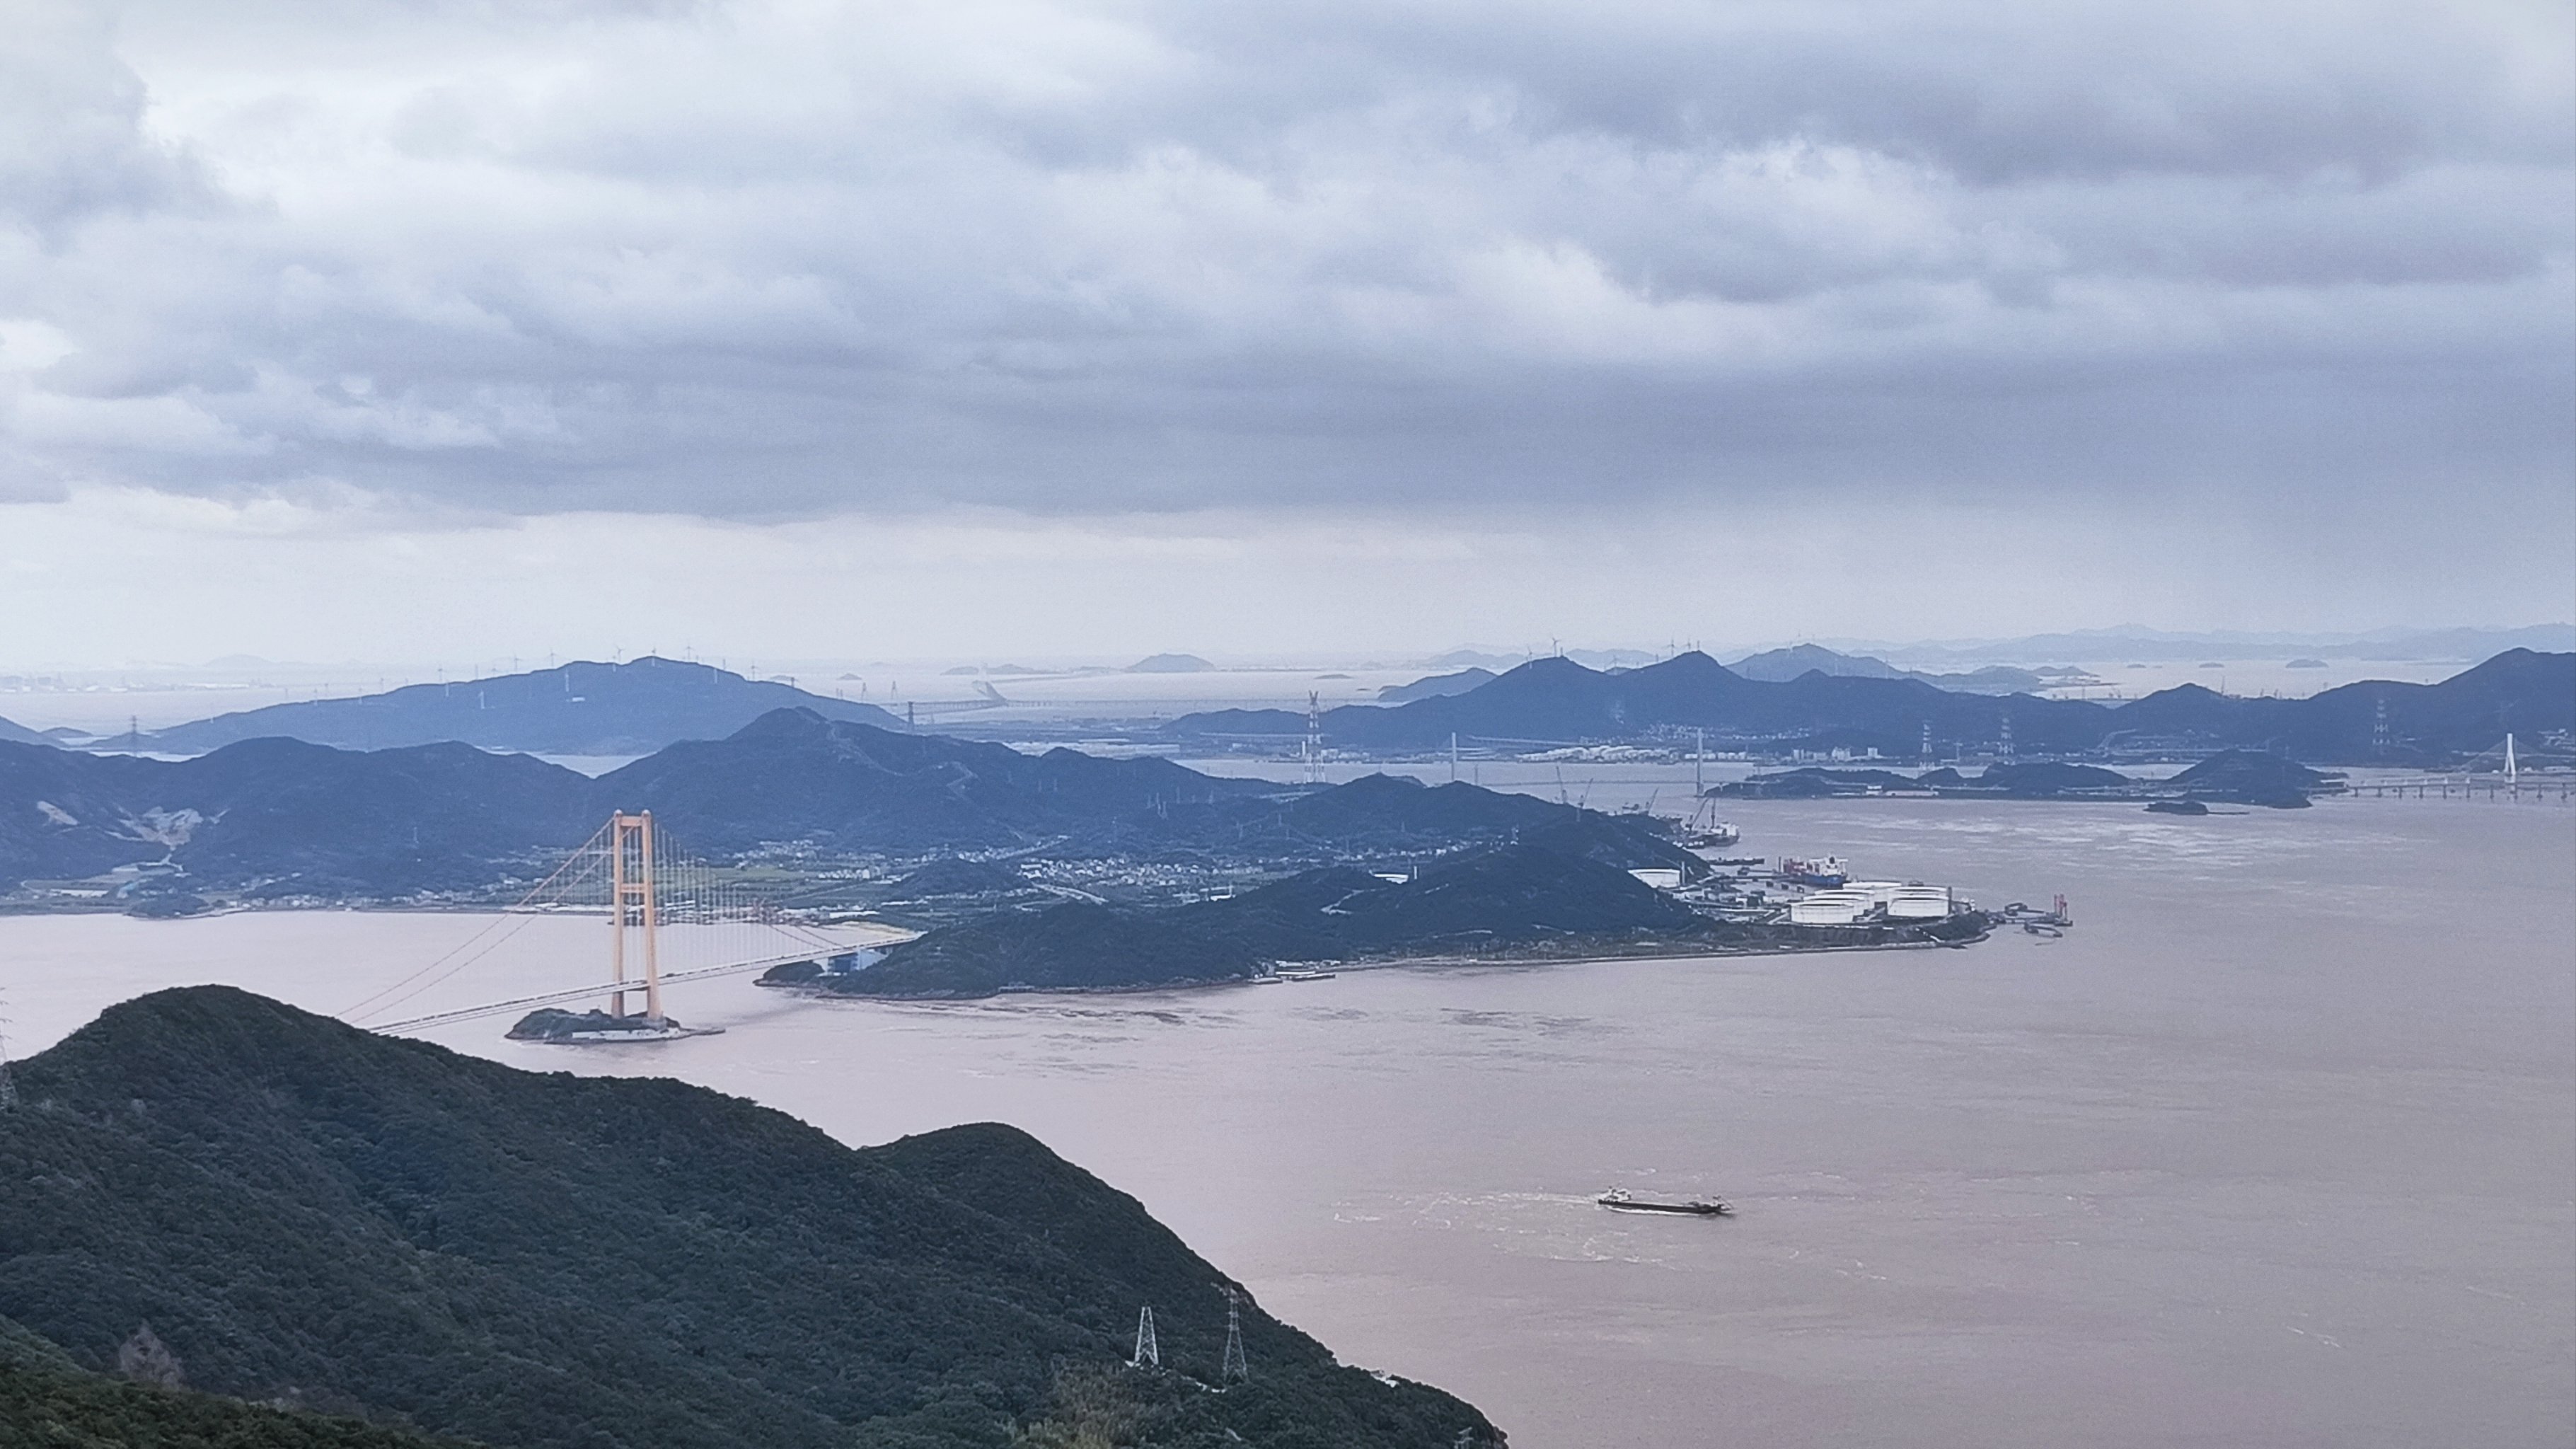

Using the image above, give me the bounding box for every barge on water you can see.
[1598,1188,1731,1216]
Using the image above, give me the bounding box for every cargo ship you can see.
[1597,1188,1731,1216]
[1778,855,1849,888]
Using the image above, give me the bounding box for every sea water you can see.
[0,795,2568,1448]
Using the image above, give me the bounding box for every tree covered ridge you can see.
[0,1357,475,1448]
[0,988,1496,1448]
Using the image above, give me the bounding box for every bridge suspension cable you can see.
[344,812,891,1034]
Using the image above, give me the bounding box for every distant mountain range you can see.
[0,715,47,746]
[1166,650,2573,762]
[1,735,601,897]
[0,986,1493,1448]
[115,657,907,757]
[0,708,1688,900]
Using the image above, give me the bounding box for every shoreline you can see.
[763,921,1997,1004]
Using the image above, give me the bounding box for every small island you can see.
[504,1008,718,1043]
[763,843,1990,1000]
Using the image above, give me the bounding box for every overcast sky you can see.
[3,0,2569,665]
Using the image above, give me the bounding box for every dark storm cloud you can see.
[0,0,2566,520]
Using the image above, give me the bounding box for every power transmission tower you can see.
[1218,1287,1249,1384]
[1303,693,1323,787]
[1129,1305,1159,1368]
[0,993,18,1113]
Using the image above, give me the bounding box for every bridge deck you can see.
[365,946,896,1034]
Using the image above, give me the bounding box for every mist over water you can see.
[3,795,2568,1447]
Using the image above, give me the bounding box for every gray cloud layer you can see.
[2,0,2568,521]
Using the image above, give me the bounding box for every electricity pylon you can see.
[1218,1286,1248,1384]
[0,992,18,1112]
[1129,1305,1159,1369]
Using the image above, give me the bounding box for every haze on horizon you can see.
[3,0,2570,666]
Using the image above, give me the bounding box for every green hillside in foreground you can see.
[0,988,1497,1449]
[0,1357,469,1448]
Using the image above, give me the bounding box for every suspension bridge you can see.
[342,812,908,1037]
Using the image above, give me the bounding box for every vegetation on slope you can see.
[816,844,1848,999]
[0,1359,469,1448]
[1,720,1686,901]
[0,988,1496,1449]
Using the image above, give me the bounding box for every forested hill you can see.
[596,705,1271,853]
[0,987,1498,1449]
[0,735,603,897]
[830,843,1721,998]
[140,656,907,757]
[1,1355,470,1447]
[2,710,1688,898]
[1164,649,2575,761]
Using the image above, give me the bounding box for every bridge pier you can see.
[608,812,664,1025]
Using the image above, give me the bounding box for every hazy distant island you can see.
[1722,643,2093,694]
[1716,750,2343,809]
[92,655,907,757]
[1376,666,1498,702]
[0,987,1500,1449]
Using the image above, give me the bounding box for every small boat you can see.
[1598,1187,1730,1216]
[1275,966,1339,982]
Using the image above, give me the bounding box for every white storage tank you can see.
[1789,889,1873,925]
[1888,886,1953,920]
